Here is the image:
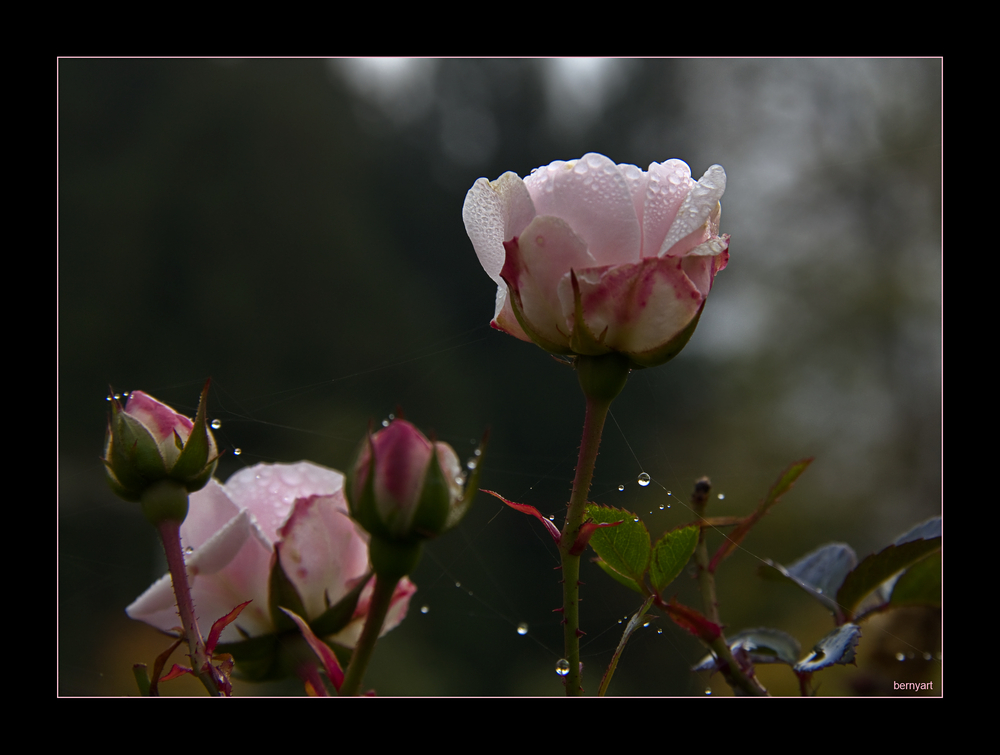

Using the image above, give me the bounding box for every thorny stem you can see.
[156,518,223,696]
[340,574,398,696]
[691,478,767,697]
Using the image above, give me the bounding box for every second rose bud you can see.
[348,419,482,577]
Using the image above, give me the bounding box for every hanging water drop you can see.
[657,628,663,635]
[667,504,671,509]
[637,472,651,487]
[184,546,194,554]
[473,448,482,456]
[388,413,395,421]
[382,419,390,427]
[113,393,121,400]
[211,419,222,430]
[455,581,461,588]
[618,484,625,492]
[420,605,429,614]
[555,659,571,676]
[666,491,672,496]
[633,517,639,522]
[717,493,725,500]
[659,504,664,510]
[233,448,242,456]
[896,652,906,661]
[466,458,478,470]
[516,622,528,636]
[704,688,712,696]
[923,652,932,661]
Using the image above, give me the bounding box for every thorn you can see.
[553,565,562,570]
[560,618,567,625]
[576,629,586,637]
[558,579,565,584]
[552,607,564,613]
[577,580,585,586]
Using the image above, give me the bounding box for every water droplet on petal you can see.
[618,484,625,492]
[637,472,651,487]
[517,622,528,636]
[184,546,194,554]
[555,659,571,676]
[420,605,429,614]
[210,419,222,429]
[233,448,242,456]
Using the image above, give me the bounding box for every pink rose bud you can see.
[127,462,416,679]
[463,153,729,368]
[103,381,219,504]
[349,419,479,548]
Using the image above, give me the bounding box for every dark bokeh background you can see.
[59,58,941,696]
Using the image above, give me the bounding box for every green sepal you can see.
[309,572,372,637]
[650,525,699,595]
[347,434,393,541]
[369,536,422,581]
[410,447,451,540]
[268,554,308,634]
[171,380,217,491]
[117,410,170,482]
[214,634,281,682]
[445,432,488,532]
[139,480,189,526]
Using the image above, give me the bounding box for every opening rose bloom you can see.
[127,462,415,666]
[463,153,729,368]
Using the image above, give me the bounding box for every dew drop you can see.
[105,395,112,401]
[633,517,639,522]
[210,419,222,429]
[388,413,395,421]
[455,474,466,486]
[466,458,478,470]
[233,448,242,456]
[637,472,651,487]
[704,688,712,696]
[516,622,528,636]
[184,546,194,554]
[455,581,461,588]
[618,484,625,492]
[659,504,665,510]
[113,393,121,400]
[381,419,390,427]
[548,515,555,521]
[896,652,906,661]
[420,605,429,614]
[657,628,663,635]
[666,491,672,496]
[923,652,932,661]
[642,621,650,628]
[667,505,671,509]
[717,493,725,500]
[473,448,482,456]
[555,659,571,676]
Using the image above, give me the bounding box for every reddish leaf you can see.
[657,597,721,643]
[569,518,624,555]
[206,600,252,656]
[483,489,561,542]
[159,664,194,683]
[280,607,345,692]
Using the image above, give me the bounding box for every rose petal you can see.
[277,493,370,622]
[525,153,641,267]
[659,165,726,257]
[641,160,695,259]
[329,575,417,649]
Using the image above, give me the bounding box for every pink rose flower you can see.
[127,461,415,651]
[463,153,729,367]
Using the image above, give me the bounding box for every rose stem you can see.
[691,478,767,696]
[156,518,222,696]
[340,574,398,696]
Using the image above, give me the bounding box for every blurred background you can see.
[59,58,941,696]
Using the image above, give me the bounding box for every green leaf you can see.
[585,504,649,588]
[758,543,857,615]
[650,525,698,594]
[837,536,941,619]
[693,627,802,672]
[594,557,644,594]
[889,551,941,609]
[794,623,862,672]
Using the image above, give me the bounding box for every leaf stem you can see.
[340,574,398,696]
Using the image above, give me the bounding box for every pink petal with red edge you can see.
[569,255,706,355]
[639,160,695,259]
[124,391,194,443]
[280,607,345,692]
[276,493,370,622]
[371,421,433,527]
[659,165,726,257]
[482,489,561,542]
[525,153,641,267]
[334,575,417,649]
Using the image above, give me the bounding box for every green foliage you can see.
[889,551,941,609]
[586,504,650,592]
[837,536,941,619]
[650,526,699,594]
